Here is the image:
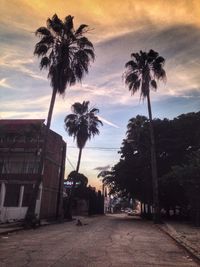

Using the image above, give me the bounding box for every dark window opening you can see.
[4,184,20,207]
[22,184,33,207]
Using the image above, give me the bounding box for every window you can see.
[0,161,3,174]
[2,159,39,174]
[4,184,20,207]
[22,184,33,207]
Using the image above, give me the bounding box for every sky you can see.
[1,0,200,189]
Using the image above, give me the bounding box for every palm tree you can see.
[124,49,166,223]
[34,14,95,129]
[26,14,95,224]
[64,101,102,219]
[64,101,103,173]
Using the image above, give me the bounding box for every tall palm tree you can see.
[26,14,94,224]
[64,101,102,219]
[124,49,166,223]
[64,101,103,173]
[34,14,95,129]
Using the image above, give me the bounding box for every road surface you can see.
[0,214,199,266]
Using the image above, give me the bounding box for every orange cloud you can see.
[1,0,200,41]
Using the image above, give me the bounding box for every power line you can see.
[67,146,119,150]
[66,156,75,170]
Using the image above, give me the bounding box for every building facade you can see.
[0,119,66,222]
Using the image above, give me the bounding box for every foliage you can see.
[67,171,88,187]
[64,101,103,172]
[34,14,95,94]
[103,111,200,220]
[64,101,102,149]
[124,49,166,99]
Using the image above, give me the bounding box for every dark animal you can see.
[76,219,83,226]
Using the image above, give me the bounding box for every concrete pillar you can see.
[35,183,42,218]
[0,183,6,208]
[18,185,24,207]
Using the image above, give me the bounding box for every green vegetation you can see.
[102,112,200,225]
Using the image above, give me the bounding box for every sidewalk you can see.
[158,220,200,262]
[0,219,52,235]
[0,221,23,235]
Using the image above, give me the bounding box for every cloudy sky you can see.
[1,0,200,189]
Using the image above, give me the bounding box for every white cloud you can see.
[0,54,46,81]
[97,115,119,128]
[0,78,12,88]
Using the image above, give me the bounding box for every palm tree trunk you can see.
[46,88,57,130]
[25,88,57,224]
[146,92,160,223]
[65,147,83,220]
[76,147,83,173]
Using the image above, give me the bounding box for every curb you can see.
[0,219,75,236]
[0,227,24,236]
[157,223,200,264]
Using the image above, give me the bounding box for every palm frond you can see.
[151,80,157,90]
[37,35,54,46]
[47,14,64,33]
[77,37,94,49]
[35,27,51,36]
[148,49,159,59]
[74,64,84,81]
[125,60,137,70]
[40,57,50,70]
[131,52,140,62]
[34,44,48,56]
[125,72,138,85]
[75,24,88,35]
[83,49,95,61]
[64,15,74,32]
[155,56,165,64]
[90,108,99,114]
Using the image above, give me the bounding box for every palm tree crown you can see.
[64,101,103,149]
[124,49,166,99]
[34,14,95,94]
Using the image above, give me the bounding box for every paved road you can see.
[0,214,199,267]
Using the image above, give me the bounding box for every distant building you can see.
[0,119,66,223]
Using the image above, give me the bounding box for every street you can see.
[0,214,199,267]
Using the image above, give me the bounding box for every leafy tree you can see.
[104,112,200,223]
[64,101,103,172]
[124,50,166,223]
[67,171,88,188]
[162,151,200,225]
[26,14,95,224]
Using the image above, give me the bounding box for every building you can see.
[0,119,66,223]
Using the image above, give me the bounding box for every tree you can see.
[162,151,200,225]
[64,101,103,172]
[34,14,95,129]
[102,112,200,222]
[64,101,103,218]
[124,50,166,223]
[26,14,95,223]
